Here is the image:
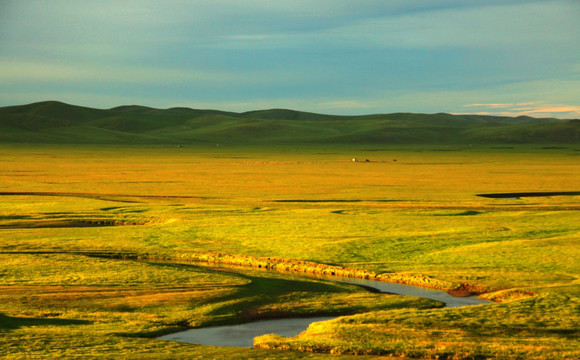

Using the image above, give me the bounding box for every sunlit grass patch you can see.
[1,145,578,358]
[481,288,537,302]
[256,286,580,358]
[0,252,440,358]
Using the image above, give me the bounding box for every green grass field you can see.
[1,144,578,359]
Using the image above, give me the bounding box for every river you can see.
[157,266,491,348]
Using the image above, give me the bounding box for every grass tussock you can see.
[480,288,537,302]
[79,249,485,294]
[376,272,458,291]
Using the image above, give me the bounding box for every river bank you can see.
[157,263,491,348]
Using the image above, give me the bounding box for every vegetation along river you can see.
[157,266,491,348]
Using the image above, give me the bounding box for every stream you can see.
[157,266,491,348]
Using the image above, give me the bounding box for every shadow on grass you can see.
[465,324,579,340]
[272,199,401,203]
[204,275,358,324]
[149,261,378,326]
[0,313,91,331]
[433,211,483,216]
[0,215,33,220]
[477,191,580,198]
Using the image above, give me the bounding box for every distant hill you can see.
[0,101,578,145]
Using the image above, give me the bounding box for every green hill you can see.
[0,101,578,145]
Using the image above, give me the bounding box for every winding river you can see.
[158,267,491,348]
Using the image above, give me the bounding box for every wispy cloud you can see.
[0,59,234,85]
[517,106,580,118]
[464,103,516,108]
[0,59,307,87]
[316,100,379,110]
[461,102,580,119]
[317,1,575,50]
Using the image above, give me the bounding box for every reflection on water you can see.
[329,276,490,308]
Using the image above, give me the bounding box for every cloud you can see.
[0,58,313,88]
[517,106,580,118]
[335,2,575,50]
[0,59,235,85]
[316,100,380,110]
[461,102,580,119]
[464,104,516,108]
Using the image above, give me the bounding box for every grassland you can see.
[0,144,579,359]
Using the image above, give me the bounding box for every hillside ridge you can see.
[0,101,578,145]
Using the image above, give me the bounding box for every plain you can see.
[0,144,578,359]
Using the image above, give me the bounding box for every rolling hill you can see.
[0,101,578,145]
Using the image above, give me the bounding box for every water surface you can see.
[157,267,491,347]
[158,317,334,347]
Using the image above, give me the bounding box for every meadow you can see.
[0,144,578,359]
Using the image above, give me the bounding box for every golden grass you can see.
[1,144,578,358]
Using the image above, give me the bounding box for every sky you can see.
[1,0,579,118]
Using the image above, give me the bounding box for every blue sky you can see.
[1,0,579,118]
